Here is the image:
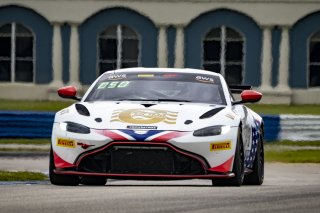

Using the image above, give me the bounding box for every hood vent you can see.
[141,103,156,108]
[75,103,90,116]
[199,107,225,119]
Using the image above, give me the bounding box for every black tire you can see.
[49,147,79,186]
[212,128,245,187]
[243,132,264,185]
[80,176,107,186]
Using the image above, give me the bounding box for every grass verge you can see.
[0,171,47,181]
[0,148,49,152]
[0,139,50,145]
[0,100,320,115]
[265,149,320,163]
[246,104,320,115]
[0,100,72,112]
[264,141,320,163]
[266,140,320,146]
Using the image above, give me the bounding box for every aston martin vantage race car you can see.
[50,68,264,186]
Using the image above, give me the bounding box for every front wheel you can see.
[212,128,244,186]
[49,147,79,186]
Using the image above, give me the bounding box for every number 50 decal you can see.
[98,81,130,89]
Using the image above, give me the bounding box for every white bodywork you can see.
[52,68,263,173]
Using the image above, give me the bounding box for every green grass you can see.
[0,100,320,114]
[0,139,50,145]
[0,100,73,112]
[264,141,320,163]
[246,104,320,115]
[266,140,320,146]
[0,171,47,181]
[0,148,49,152]
[265,149,320,163]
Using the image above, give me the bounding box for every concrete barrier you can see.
[279,114,320,141]
[0,111,54,138]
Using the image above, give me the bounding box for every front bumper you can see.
[54,141,235,180]
[52,123,239,177]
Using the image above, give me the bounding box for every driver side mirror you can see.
[232,90,262,105]
[57,86,81,101]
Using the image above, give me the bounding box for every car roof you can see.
[101,67,222,77]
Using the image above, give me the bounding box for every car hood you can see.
[55,101,239,131]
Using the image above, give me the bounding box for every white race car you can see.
[50,68,264,186]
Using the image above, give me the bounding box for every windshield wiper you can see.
[154,99,191,102]
[116,98,191,102]
[116,98,145,101]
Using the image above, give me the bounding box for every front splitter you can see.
[54,169,235,180]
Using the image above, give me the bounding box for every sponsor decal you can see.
[127,125,158,130]
[225,113,235,120]
[107,74,126,80]
[98,81,130,89]
[210,141,232,151]
[138,74,154,78]
[77,142,94,149]
[111,109,178,124]
[56,138,76,148]
[195,76,214,83]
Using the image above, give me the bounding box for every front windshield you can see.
[85,72,226,105]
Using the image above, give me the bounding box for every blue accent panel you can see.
[290,12,320,88]
[61,24,71,83]
[0,111,55,138]
[119,130,163,141]
[185,9,262,86]
[261,115,280,141]
[271,27,281,87]
[0,6,52,84]
[167,26,176,68]
[80,7,158,85]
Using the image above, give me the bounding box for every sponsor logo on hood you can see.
[111,109,178,124]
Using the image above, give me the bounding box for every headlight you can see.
[193,125,230,137]
[59,122,90,134]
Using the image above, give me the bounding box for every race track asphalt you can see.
[0,157,319,213]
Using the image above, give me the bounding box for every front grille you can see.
[77,144,205,175]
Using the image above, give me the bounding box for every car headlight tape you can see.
[193,125,230,137]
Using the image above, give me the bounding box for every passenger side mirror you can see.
[57,86,81,101]
[232,90,262,105]
[241,90,262,103]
